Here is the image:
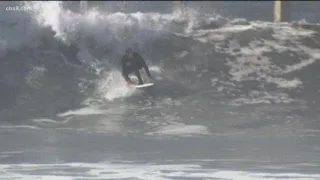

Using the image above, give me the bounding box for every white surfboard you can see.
[132,83,154,88]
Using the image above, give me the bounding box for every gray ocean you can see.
[1,1,320,179]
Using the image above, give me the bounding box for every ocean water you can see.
[1,1,320,179]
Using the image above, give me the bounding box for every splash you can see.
[96,70,137,101]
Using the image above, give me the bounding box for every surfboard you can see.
[131,83,154,88]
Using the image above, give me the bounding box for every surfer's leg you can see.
[122,68,132,83]
[134,70,144,85]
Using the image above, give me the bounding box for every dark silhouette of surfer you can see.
[121,47,154,85]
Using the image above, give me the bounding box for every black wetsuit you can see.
[121,52,152,84]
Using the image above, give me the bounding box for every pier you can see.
[274,0,289,22]
[80,1,87,13]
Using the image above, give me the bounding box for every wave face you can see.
[1,1,320,123]
[1,1,320,179]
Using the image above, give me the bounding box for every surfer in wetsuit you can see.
[121,47,154,85]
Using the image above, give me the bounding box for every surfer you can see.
[121,47,154,85]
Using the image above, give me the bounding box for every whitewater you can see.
[0,1,320,179]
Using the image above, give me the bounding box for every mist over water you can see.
[1,1,320,179]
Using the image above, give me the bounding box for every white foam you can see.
[0,125,40,130]
[0,162,319,180]
[230,91,296,106]
[24,2,64,38]
[58,107,109,117]
[184,19,319,90]
[25,66,46,89]
[272,25,315,41]
[217,24,253,33]
[173,50,189,59]
[93,119,124,134]
[281,45,320,74]
[96,70,137,101]
[192,22,254,43]
[264,76,302,89]
[194,33,227,43]
[0,1,183,55]
[32,118,68,125]
[283,58,316,74]
[149,66,162,73]
[262,39,300,53]
[225,39,280,85]
[151,123,209,137]
[223,36,315,89]
[0,151,23,159]
[11,1,235,53]
[22,2,187,45]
